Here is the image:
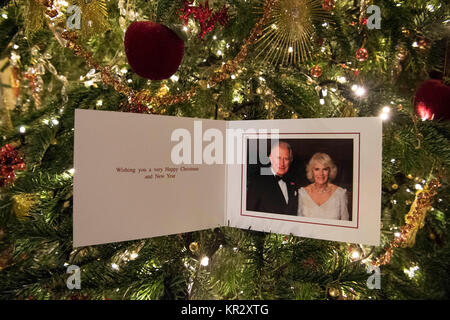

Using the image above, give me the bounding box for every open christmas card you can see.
[73,109,382,247]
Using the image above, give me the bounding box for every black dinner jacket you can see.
[246,173,298,216]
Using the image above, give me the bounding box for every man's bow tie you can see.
[275,175,288,183]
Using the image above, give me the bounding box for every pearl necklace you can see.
[313,183,330,194]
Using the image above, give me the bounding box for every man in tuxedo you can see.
[246,141,298,215]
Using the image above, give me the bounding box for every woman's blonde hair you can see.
[306,152,338,182]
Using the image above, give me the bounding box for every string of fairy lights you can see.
[4,0,430,122]
[0,0,445,299]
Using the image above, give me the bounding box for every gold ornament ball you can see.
[256,87,263,95]
[429,233,436,240]
[355,48,369,62]
[189,242,199,253]
[310,65,323,78]
[396,45,408,61]
[392,184,399,190]
[328,287,340,298]
[401,27,410,38]
[417,38,429,50]
[393,63,402,75]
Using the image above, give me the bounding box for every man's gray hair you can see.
[270,141,293,160]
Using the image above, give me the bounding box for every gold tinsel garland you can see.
[373,177,442,267]
[12,193,36,220]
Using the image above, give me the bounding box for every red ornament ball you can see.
[414,79,450,121]
[310,65,323,78]
[124,22,185,80]
[355,48,369,62]
[322,0,335,11]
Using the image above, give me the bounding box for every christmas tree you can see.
[0,0,449,301]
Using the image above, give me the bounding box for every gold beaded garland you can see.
[401,27,410,38]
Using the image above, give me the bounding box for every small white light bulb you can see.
[380,113,389,121]
[200,256,209,266]
[355,86,366,97]
[337,76,347,83]
[351,250,360,260]
[129,253,139,260]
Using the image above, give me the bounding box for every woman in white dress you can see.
[298,152,349,221]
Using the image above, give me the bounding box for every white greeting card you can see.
[73,109,381,247]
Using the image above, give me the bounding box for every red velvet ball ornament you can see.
[124,22,185,80]
[414,79,450,121]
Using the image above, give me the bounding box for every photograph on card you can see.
[242,134,358,229]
